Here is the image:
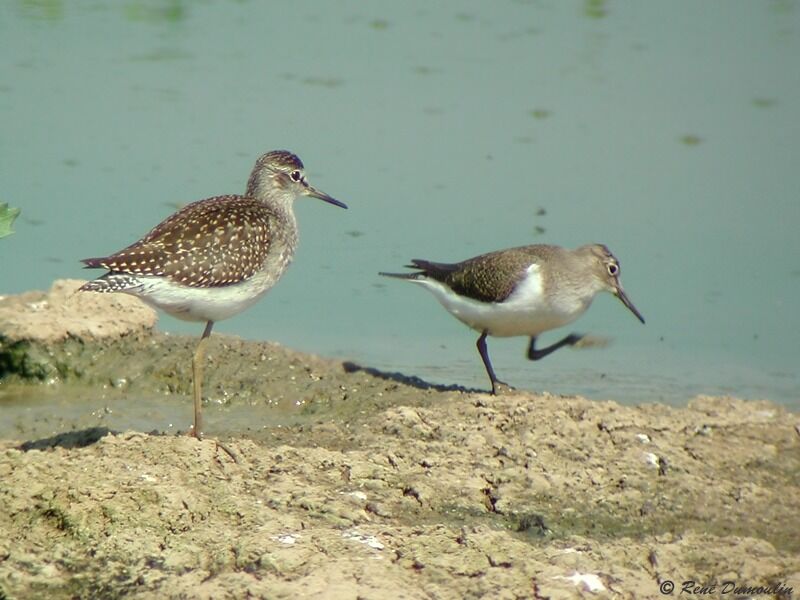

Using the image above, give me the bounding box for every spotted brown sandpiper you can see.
[80,150,346,438]
[381,243,644,394]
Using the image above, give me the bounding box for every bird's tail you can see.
[379,258,457,281]
[81,257,108,269]
[79,273,141,293]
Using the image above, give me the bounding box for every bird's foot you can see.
[184,428,239,463]
[491,380,516,395]
[214,440,240,464]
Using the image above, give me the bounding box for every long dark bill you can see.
[616,286,645,324]
[306,185,347,209]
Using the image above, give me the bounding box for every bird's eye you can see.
[290,170,303,182]
[607,263,619,276]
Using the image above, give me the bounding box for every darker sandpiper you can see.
[381,243,644,394]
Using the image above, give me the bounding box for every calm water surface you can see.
[1,1,798,409]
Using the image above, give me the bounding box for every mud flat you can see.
[1,281,798,598]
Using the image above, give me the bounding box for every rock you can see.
[0,279,157,343]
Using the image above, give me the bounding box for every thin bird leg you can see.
[476,331,506,395]
[526,333,585,361]
[192,320,215,439]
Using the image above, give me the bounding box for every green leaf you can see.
[0,202,21,238]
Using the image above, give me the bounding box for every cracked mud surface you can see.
[1,282,799,598]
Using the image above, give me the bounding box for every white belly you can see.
[127,267,280,323]
[413,265,591,337]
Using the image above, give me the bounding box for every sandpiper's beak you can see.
[614,284,645,324]
[305,185,347,209]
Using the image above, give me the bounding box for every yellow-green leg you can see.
[191,321,214,439]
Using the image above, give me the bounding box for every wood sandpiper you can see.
[80,150,346,437]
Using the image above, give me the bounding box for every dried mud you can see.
[1,282,798,599]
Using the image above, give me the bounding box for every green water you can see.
[1,1,798,408]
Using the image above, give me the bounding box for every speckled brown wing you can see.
[82,195,275,288]
[413,245,556,303]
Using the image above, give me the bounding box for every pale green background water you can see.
[1,1,798,409]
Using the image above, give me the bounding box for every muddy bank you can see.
[1,282,799,598]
